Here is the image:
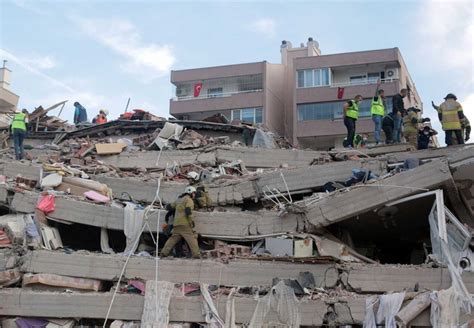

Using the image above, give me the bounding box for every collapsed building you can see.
[0,118,473,328]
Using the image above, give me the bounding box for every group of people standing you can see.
[73,102,109,126]
[343,82,470,149]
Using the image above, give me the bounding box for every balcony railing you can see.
[172,89,263,101]
[330,77,398,88]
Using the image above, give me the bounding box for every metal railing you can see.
[172,89,263,101]
[330,77,398,88]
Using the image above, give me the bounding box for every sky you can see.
[0,0,473,142]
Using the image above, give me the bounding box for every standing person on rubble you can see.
[10,108,29,160]
[343,95,363,148]
[432,99,470,144]
[432,94,466,146]
[402,107,430,148]
[371,80,385,145]
[187,171,213,210]
[160,186,200,258]
[382,112,396,144]
[73,102,88,125]
[392,88,408,143]
[92,109,108,124]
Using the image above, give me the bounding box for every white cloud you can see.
[460,92,474,119]
[251,18,276,37]
[21,55,57,70]
[75,18,175,80]
[417,0,473,76]
[9,0,48,15]
[0,48,72,92]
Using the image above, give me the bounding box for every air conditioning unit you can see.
[386,69,396,78]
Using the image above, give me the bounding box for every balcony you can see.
[172,88,263,102]
[170,90,264,115]
[330,77,398,88]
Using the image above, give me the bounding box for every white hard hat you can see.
[184,186,196,194]
[100,109,109,116]
[186,171,199,181]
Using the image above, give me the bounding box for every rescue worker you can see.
[433,101,471,144]
[432,94,465,146]
[343,95,363,148]
[160,186,200,258]
[392,89,408,143]
[382,112,396,144]
[370,80,385,145]
[10,108,29,160]
[73,102,88,125]
[187,171,212,210]
[402,107,430,148]
[92,109,108,124]
[417,125,438,150]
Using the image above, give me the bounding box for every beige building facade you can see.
[170,39,422,149]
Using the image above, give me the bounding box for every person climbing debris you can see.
[160,186,200,258]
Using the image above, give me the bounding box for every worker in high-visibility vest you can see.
[370,80,385,145]
[432,94,466,145]
[10,108,29,160]
[343,95,363,148]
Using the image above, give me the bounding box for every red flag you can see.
[194,83,202,97]
[337,87,344,99]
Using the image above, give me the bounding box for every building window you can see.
[297,97,393,121]
[231,107,263,124]
[368,72,382,83]
[208,87,223,98]
[297,68,331,88]
[349,75,367,84]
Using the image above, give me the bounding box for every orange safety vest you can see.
[96,115,107,124]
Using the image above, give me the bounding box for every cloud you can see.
[251,18,276,37]
[0,48,72,92]
[460,92,474,119]
[21,55,57,70]
[417,0,473,76]
[9,0,48,15]
[75,18,175,80]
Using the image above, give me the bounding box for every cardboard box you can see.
[265,237,313,258]
[95,143,126,155]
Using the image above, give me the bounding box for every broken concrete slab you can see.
[215,147,322,168]
[255,159,387,196]
[381,144,474,164]
[98,150,216,170]
[0,161,42,181]
[305,159,453,228]
[22,250,339,288]
[8,190,301,237]
[0,288,364,326]
[343,264,474,293]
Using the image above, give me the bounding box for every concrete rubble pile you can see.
[0,120,473,327]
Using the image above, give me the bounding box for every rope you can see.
[103,147,166,327]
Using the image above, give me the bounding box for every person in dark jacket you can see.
[382,112,395,144]
[73,102,88,125]
[392,89,407,143]
[417,126,438,150]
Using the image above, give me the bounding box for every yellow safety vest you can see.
[346,100,359,120]
[172,195,194,226]
[11,113,27,131]
[370,97,384,116]
[440,100,462,130]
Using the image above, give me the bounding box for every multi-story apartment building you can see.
[170,39,422,150]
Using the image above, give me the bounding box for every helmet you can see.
[186,171,199,181]
[444,93,457,100]
[184,186,196,194]
[100,109,109,116]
